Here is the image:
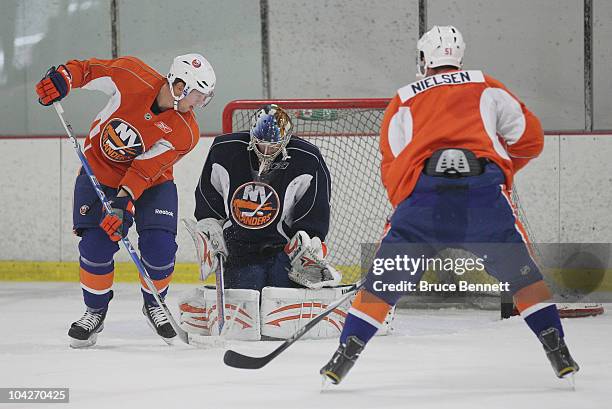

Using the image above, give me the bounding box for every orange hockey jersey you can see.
[65,56,200,199]
[380,69,543,208]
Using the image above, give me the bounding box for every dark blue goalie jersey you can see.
[194,132,331,266]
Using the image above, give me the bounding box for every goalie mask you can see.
[167,53,216,111]
[248,104,293,175]
[416,25,465,79]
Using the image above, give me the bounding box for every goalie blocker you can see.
[179,286,394,341]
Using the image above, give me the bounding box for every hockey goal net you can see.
[222,99,604,318]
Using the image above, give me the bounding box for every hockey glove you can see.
[36,65,72,106]
[183,218,228,280]
[285,231,341,289]
[99,196,135,242]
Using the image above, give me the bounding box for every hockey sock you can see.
[79,259,114,310]
[340,313,378,344]
[520,303,564,339]
[340,290,391,344]
[514,280,564,338]
[78,229,118,310]
[139,230,177,305]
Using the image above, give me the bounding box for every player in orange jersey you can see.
[321,26,578,384]
[36,54,215,347]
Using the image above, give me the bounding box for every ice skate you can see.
[539,327,580,379]
[68,308,108,348]
[320,336,365,385]
[143,303,176,344]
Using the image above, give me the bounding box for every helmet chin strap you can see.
[168,83,181,111]
[416,56,427,79]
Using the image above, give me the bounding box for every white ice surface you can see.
[0,282,610,409]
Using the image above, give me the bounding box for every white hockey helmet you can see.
[416,26,466,78]
[167,53,216,110]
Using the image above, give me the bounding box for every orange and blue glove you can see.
[36,65,72,106]
[99,196,135,242]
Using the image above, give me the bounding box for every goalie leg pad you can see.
[260,286,396,340]
[261,286,353,340]
[178,287,261,341]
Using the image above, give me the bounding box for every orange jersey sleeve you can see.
[66,56,160,93]
[64,57,200,200]
[483,75,544,172]
[380,70,544,207]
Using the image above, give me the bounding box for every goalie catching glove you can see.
[183,218,228,280]
[284,231,341,289]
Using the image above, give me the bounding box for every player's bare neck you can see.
[155,84,175,112]
[426,66,461,77]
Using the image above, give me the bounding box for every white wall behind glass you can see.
[0,0,113,135]
[428,0,585,131]
[268,0,419,99]
[593,0,612,130]
[118,0,263,134]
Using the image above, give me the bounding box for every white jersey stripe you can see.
[80,283,113,295]
[520,302,554,318]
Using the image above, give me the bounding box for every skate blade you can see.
[69,332,99,349]
[161,335,175,346]
[145,318,176,346]
[320,375,332,392]
[188,334,226,349]
[563,372,576,391]
[320,370,340,390]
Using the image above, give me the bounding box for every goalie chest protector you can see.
[195,132,331,262]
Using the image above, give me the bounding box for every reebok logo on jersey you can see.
[100,118,145,162]
[155,209,174,217]
[231,181,280,229]
[154,121,172,134]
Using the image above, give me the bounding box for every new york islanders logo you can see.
[100,119,145,162]
[231,182,280,229]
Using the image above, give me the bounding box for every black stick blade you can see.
[222,284,360,370]
[223,349,276,369]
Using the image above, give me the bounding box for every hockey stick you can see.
[223,282,363,369]
[240,191,273,217]
[52,102,190,345]
[215,253,226,335]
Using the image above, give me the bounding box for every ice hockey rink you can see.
[2,1,612,409]
[1,282,610,409]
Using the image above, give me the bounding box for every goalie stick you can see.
[53,102,190,345]
[215,253,226,335]
[223,282,363,369]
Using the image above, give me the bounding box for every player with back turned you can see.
[320,26,579,384]
[36,53,215,347]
